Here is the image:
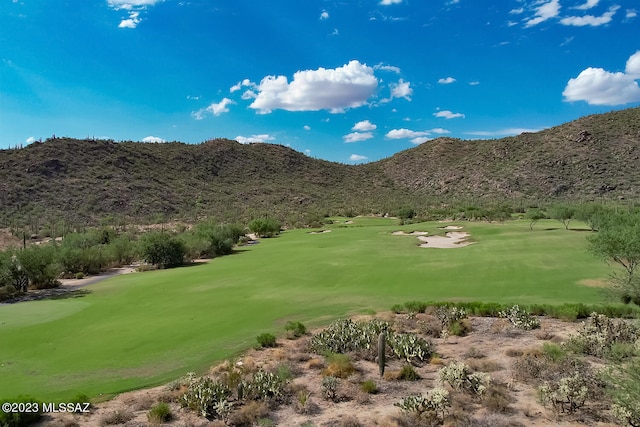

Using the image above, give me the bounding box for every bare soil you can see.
[37,312,621,427]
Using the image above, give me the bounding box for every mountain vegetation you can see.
[1,107,639,229]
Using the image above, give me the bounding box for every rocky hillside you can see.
[1,107,639,225]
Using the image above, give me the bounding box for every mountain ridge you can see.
[1,107,639,225]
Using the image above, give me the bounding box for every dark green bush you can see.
[398,364,420,381]
[147,402,172,424]
[404,301,427,313]
[360,379,378,394]
[256,333,277,348]
[140,232,185,268]
[0,396,43,427]
[284,321,306,338]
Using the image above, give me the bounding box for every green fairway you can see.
[0,218,615,400]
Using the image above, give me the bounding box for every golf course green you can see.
[0,217,615,401]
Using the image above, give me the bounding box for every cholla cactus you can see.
[243,370,286,402]
[499,305,540,330]
[438,361,491,397]
[538,372,589,414]
[387,332,434,363]
[394,388,450,420]
[566,312,638,357]
[180,377,231,419]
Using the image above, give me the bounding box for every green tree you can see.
[16,245,61,289]
[574,203,608,231]
[525,209,546,230]
[140,232,185,268]
[588,211,640,305]
[549,204,575,230]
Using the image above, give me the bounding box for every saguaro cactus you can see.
[378,331,386,377]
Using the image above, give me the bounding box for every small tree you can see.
[588,211,640,305]
[526,209,546,230]
[140,232,186,268]
[549,204,575,230]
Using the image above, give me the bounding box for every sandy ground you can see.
[391,231,429,236]
[308,230,333,234]
[417,231,474,249]
[36,314,619,427]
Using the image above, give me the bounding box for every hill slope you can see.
[1,107,639,225]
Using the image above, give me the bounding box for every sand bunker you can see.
[417,231,473,248]
[438,225,463,230]
[391,231,429,236]
[308,230,332,234]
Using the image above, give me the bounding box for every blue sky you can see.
[1,0,639,163]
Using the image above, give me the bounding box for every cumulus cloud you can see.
[379,0,402,4]
[388,79,412,101]
[230,79,254,93]
[627,9,637,19]
[525,0,561,27]
[344,132,374,143]
[627,51,640,76]
[352,120,377,131]
[107,0,163,28]
[320,10,329,20]
[249,60,378,113]
[431,128,451,134]
[385,128,430,140]
[235,134,275,144]
[142,136,165,143]
[560,5,619,26]
[350,154,368,162]
[192,98,235,119]
[304,125,311,131]
[563,67,640,105]
[438,77,456,84]
[434,110,465,119]
[25,136,36,144]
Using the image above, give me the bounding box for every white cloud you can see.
[573,0,599,10]
[25,136,35,144]
[389,79,412,100]
[627,9,637,19]
[320,10,329,20]
[431,128,450,134]
[344,132,374,143]
[304,125,311,131]
[350,154,368,162]
[192,98,235,119]
[563,67,640,105]
[434,110,465,119]
[118,11,140,28]
[374,63,401,73]
[352,120,377,131]
[142,136,165,143]
[230,79,254,93]
[108,0,163,28]
[525,0,561,27]
[379,0,402,5]
[249,61,378,113]
[385,128,430,139]
[625,50,640,76]
[560,5,619,26]
[510,8,524,14]
[410,137,430,145]
[438,77,456,84]
[469,81,480,86]
[235,134,275,144]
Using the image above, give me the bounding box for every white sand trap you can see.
[417,232,474,248]
[308,229,332,234]
[391,231,429,236]
[439,225,463,230]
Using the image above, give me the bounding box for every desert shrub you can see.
[391,303,405,314]
[464,347,486,359]
[467,359,502,373]
[99,409,134,426]
[256,333,277,348]
[0,396,43,427]
[483,385,512,413]
[339,415,363,427]
[322,376,339,401]
[15,245,61,289]
[248,218,281,238]
[324,353,356,379]
[542,342,566,362]
[243,370,287,402]
[564,312,638,358]
[498,305,540,330]
[448,318,472,336]
[74,272,84,279]
[284,321,306,338]
[180,376,231,419]
[147,402,172,424]
[404,300,427,313]
[608,342,638,362]
[436,306,467,329]
[0,284,17,301]
[394,388,450,420]
[398,364,420,381]
[438,362,491,397]
[360,379,378,394]
[227,400,269,426]
[607,359,640,427]
[294,389,313,414]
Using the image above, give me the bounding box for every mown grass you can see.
[0,218,615,400]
